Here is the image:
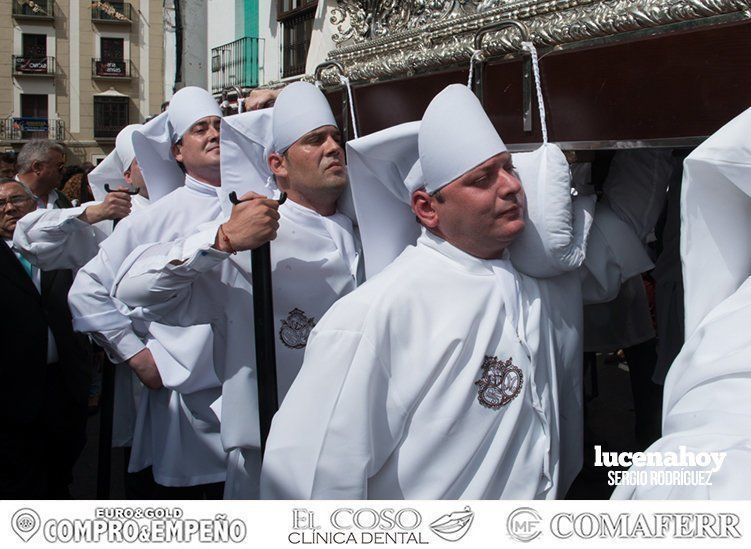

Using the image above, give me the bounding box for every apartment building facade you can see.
[208,0,320,103]
[1,0,166,164]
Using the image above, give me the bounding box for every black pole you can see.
[251,242,279,456]
[229,191,285,457]
[96,184,140,498]
[96,355,115,499]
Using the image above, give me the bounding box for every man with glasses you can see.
[15,140,68,209]
[0,178,92,498]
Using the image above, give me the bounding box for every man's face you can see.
[0,161,15,179]
[34,149,65,190]
[0,182,36,239]
[124,159,148,198]
[171,116,221,182]
[414,152,525,259]
[270,125,347,206]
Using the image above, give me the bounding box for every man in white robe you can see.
[14,125,149,469]
[67,88,229,497]
[113,82,361,498]
[612,107,751,499]
[259,84,581,500]
[13,125,143,273]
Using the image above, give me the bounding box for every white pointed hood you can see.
[88,124,142,201]
[271,81,337,153]
[681,106,751,338]
[132,87,222,201]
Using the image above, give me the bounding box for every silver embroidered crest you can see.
[474,356,523,410]
[279,308,316,349]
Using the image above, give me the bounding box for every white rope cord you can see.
[521,40,548,145]
[466,49,484,89]
[339,74,360,139]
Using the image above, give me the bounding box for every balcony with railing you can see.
[91,1,133,24]
[211,37,262,94]
[13,56,57,77]
[92,58,132,79]
[12,0,55,21]
[0,117,65,142]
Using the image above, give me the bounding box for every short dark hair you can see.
[0,151,18,164]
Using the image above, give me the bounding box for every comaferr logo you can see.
[507,507,542,542]
[550,513,741,539]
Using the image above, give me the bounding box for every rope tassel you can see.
[521,41,548,145]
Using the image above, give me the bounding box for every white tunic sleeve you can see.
[113,222,230,327]
[69,247,147,363]
[13,202,106,271]
[261,328,407,499]
[611,277,751,499]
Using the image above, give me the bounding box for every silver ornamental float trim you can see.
[318,0,751,85]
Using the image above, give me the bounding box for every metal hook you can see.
[473,19,530,50]
[229,191,287,206]
[314,60,346,83]
[104,184,140,195]
[313,60,360,142]
[472,19,534,133]
[231,86,245,113]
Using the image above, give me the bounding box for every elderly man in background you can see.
[15,140,69,209]
[0,178,92,498]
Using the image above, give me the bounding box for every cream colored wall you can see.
[0,1,166,163]
[0,2,14,126]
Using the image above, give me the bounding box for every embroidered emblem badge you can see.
[474,356,524,410]
[279,308,316,349]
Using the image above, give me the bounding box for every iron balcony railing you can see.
[13,56,57,77]
[92,58,132,79]
[90,1,133,24]
[211,37,262,94]
[12,0,55,20]
[0,117,65,142]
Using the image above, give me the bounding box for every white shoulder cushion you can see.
[580,201,654,304]
[603,149,673,241]
[509,143,596,278]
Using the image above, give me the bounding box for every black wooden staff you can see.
[229,190,286,457]
[97,184,140,499]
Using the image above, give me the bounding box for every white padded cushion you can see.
[580,201,654,304]
[603,149,673,241]
[509,143,596,278]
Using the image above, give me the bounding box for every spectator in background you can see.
[60,166,86,205]
[15,140,69,209]
[0,151,17,179]
[0,178,92,498]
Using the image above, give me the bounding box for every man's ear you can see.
[268,152,288,179]
[171,142,183,163]
[31,159,44,174]
[412,190,439,229]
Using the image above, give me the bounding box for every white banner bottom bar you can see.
[1,500,748,548]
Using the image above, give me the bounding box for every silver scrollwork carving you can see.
[322,0,751,85]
